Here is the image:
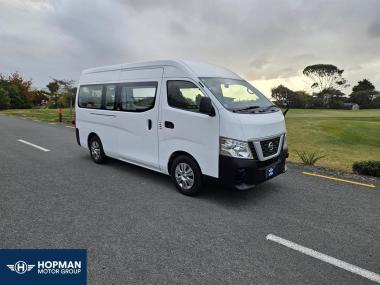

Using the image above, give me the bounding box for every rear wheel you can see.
[89,136,107,164]
[171,155,202,196]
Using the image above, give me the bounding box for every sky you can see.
[0,0,379,97]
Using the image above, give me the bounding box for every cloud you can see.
[0,0,379,96]
[368,21,380,38]
[169,21,188,36]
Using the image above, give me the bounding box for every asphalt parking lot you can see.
[0,115,379,284]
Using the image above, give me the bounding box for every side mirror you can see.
[282,99,289,116]
[199,97,215,116]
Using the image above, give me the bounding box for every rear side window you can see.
[105,85,116,110]
[78,85,103,109]
[119,82,157,112]
[167,80,205,112]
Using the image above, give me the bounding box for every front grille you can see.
[260,136,281,157]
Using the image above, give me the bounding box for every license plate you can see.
[265,165,277,178]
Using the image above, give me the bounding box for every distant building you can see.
[342,102,359,110]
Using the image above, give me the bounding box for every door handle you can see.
[90,113,116,117]
[164,121,174,129]
[148,119,152,130]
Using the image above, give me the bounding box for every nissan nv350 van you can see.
[75,60,288,195]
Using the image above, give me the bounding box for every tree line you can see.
[271,64,380,109]
[0,72,76,110]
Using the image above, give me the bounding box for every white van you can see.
[75,60,288,195]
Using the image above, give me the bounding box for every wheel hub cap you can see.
[175,163,194,190]
[90,141,101,160]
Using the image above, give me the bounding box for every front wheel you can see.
[171,155,202,196]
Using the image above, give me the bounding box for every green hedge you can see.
[352,161,380,177]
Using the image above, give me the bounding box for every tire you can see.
[89,136,107,164]
[170,155,202,196]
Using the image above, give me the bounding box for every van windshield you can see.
[200,77,276,113]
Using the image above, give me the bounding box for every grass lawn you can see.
[1,108,379,172]
[286,109,380,172]
[0,108,74,123]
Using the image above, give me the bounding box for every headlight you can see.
[220,137,253,159]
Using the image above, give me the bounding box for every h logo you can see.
[16,261,26,273]
[7,261,35,274]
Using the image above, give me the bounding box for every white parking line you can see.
[17,139,51,152]
[266,234,380,283]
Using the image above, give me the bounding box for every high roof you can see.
[81,59,241,79]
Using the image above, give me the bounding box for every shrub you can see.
[295,150,325,165]
[6,84,31,109]
[352,161,380,177]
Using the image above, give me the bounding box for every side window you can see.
[105,85,116,110]
[119,82,157,112]
[167,80,205,112]
[78,85,103,109]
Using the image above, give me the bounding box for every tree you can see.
[372,95,380,108]
[0,87,11,110]
[349,90,380,108]
[271,85,295,107]
[46,78,76,108]
[350,79,378,108]
[303,64,348,92]
[55,79,75,92]
[315,88,345,108]
[7,84,26,108]
[7,72,32,94]
[28,90,49,106]
[271,85,313,108]
[56,79,76,108]
[293,91,314,108]
[0,72,32,108]
[46,80,60,107]
[349,91,370,107]
[352,79,375,93]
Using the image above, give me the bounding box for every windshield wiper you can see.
[232,106,260,112]
[261,105,278,112]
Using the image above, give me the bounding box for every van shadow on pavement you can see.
[98,156,280,208]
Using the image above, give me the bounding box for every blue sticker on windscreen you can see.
[0,249,87,285]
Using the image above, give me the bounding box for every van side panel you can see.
[76,68,164,166]
[75,87,120,158]
[76,107,120,157]
[113,79,161,170]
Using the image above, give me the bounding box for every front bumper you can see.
[218,149,288,190]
